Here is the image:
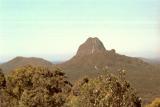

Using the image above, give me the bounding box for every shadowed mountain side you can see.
[0,57,54,73]
[58,37,160,105]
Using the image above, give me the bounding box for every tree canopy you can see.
[0,66,142,107]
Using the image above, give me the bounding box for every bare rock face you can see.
[76,37,106,56]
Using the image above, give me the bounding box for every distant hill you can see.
[58,37,160,104]
[0,57,54,73]
[140,57,160,64]
[59,37,158,80]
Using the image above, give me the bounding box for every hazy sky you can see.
[0,0,160,62]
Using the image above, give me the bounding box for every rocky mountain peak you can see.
[76,37,106,56]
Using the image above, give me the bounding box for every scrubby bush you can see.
[0,69,17,107]
[146,98,160,107]
[0,69,6,88]
[67,71,141,107]
[0,66,142,107]
[0,65,72,107]
[0,89,18,107]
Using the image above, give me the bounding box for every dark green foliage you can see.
[0,65,72,107]
[19,87,67,107]
[0,69,16,107]
[0,89,18,107]
[0,69,6,88]
[0,66,142,107]
[67,71,141,107]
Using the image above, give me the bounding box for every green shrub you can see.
[0,69,6,88]
[0,65,72,107]
[0,69,17,107]
[67,71,141,107]
[0,66,142,107]
[0,89,18,107]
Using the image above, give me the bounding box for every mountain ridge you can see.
[0,37,160,104]
[58,37,160,104]
[0,56,54,73]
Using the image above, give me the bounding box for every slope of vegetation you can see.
[0,69,6,88]
[0,66,72,107]
[66,71,141,107]
[0,66,141,107]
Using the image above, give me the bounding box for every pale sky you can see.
[0,0,160,62]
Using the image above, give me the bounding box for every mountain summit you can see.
[58,37,160,103]
[0,57,53,73]
[76,37,106,56]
